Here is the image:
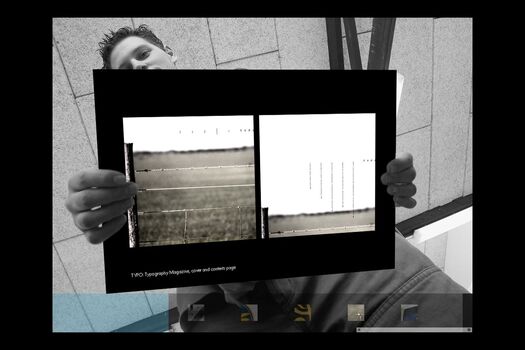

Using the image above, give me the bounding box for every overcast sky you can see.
[259,113,376,216]
[123,115,254,152]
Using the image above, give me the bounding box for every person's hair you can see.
[97,24,165,69]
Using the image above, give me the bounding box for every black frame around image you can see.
[94,70,396,293]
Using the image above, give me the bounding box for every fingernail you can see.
[114,174,126,184]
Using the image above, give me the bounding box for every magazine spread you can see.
[94,70,397,293]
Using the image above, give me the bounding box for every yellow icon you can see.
[293,304,312,321]
[240,304,258,322]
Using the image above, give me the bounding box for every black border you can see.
[94,70,396,293]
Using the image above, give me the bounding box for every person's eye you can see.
[138,49,150,60]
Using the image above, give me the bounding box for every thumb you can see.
[387,152,413,173]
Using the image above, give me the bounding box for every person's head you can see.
[98,24,177,70]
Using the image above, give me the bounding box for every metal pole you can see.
[367,18,396,70]
[326,18,345,70]
[124,143,139,248]
[262,208,269,239]
[238,206,242,239]
[183,210,188,244]
[342,18,363,70]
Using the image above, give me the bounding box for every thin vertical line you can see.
[462,115,472,196]
[309,162,312,190]
[331,162,334,212]
[238,206,242,239]
[352,161,355,218]
[428,19,436,210]
[183,211,188,244]
[206,18,219,68]
[442,233,448,270]
[273,18,283,69]
[143,293,155,315]
[342,161,345,208]
[320,163,323,199]
[254,115,261,240]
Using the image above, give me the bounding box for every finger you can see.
[387,183,417,197]
[84,215,128,244]
[68,169,128,192]
[387,152,413,173]
[74,198,134,231]
[66,182,137,212]
[381,166,416,185]
[394,196,417,209]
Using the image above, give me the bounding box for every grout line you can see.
[427,19,435,211]
[53,35,98,162]
[469,83,472,115]
[343,29,372,38]
[216,50,280,67]
[396,124,431,137]
[75,92,94,99]
[461,115,472,196]
[53,232,86,244]
[73,99,97,163]
[442,233,448,271]
[53,244,96,332]
[143,292,155,315]
[130,18,136,30]
[273,18,283,69]
[52,35,76,96]
[206,18,219,68]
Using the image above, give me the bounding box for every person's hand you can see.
[380,152,417,208]
[65,169,138,244]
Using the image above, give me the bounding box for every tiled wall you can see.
[52,18,473,332]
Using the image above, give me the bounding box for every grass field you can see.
[133,147,257,247]
[269,208,375,238]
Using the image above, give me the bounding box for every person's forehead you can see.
[110,36,156,68]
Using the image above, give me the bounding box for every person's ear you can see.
[165,46,178,65]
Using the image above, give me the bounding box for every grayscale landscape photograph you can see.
[123,116,257,247]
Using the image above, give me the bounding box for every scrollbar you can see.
[357,327,472,333]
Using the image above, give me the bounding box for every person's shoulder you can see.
[268,234,443,296]
[263,234,468,331]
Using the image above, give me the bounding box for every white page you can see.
[123,115,254,152]
[260,114,375,216]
